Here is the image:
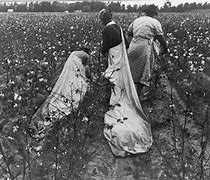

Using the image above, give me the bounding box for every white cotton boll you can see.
[13,126,18,132]
[9,80,15,84]
[27,79,32,83]
[34,146,42,151]
[8,136,14,140]
[35,59,39,63]
[14,93,22,101]
[190,64,194,71]
[42,61,48,65]
[188,47,194,52]
[30,70,35,75]
[18,96,22,101]
[169,104,175,108]
[198,67,204,72]
[39,78,44,82]
[52,163,56,169]
[14,92,19,100]
[43,121,51,126]
[188,52,193,56]
[82,116,89,122]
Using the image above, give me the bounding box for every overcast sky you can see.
[0,0,209,7]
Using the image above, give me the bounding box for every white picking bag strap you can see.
[104,25,153,157]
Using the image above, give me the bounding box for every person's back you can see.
[101,22,129,56]
[72,50,89,62]
[131,16,163,40]
[101,23,122,56]
[31,49,90,137]
[127,5,168,97]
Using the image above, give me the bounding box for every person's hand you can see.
[100,51,108,58]
[160,47,168,56]
[81,56,88,66]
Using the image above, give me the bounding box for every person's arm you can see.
[101,28,110,56]
[154,21,168,55]
[155,35,168,54]
[127,22,134,45]
[85,65,91,79]
[80,53,89,66]
[123,30,130,49]
[127,32,133,45]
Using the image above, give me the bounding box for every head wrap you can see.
[99,9,112,21]
[143,5,158,16]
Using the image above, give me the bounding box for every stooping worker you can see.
[127,5,168,99]
[32,47,91,137]
[100,9,129,57]
[99,9,153,157]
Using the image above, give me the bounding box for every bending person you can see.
[127,5,168,98]
[32,47,90,136]
[99,9,153,157]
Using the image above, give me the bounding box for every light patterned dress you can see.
[128,15,163,86]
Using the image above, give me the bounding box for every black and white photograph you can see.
[0,0,210,179]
